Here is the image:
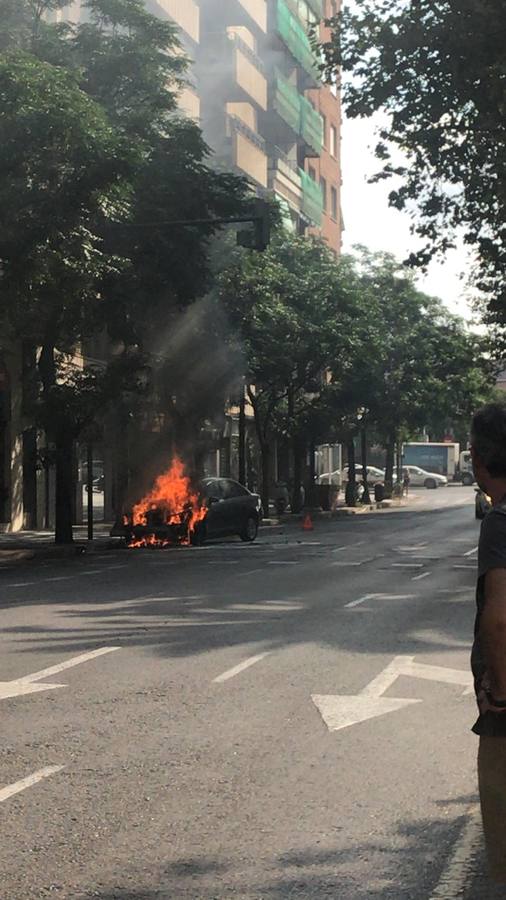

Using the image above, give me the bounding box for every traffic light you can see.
[237,198,271,251]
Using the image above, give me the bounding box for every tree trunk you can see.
[260,441,270,518]
[384,433,395,498]
[345,439,357,507]
[361,427,371,504]
[291,437,304,513]
[55,432,74,544]
[238,385,246,485]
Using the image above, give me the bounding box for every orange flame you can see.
[127,457,207,547]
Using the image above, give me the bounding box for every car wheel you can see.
[462,473,474,486]
[240,515,258,543]
[424,478,437,489]
[190,520,207,546]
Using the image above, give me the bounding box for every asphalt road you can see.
[0,487,501,899]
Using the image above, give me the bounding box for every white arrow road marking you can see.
[400,658,473,692]
[0,647,120,701]
[345,593,415,609]
[312,656,421,732]
[312,655,474,733]
[0,766,64,803]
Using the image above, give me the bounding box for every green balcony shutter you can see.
[300,95,323,154]
[276,0,319,81]
[299,167,323,225]
[273,70,302,132]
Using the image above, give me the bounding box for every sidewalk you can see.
[0,523,119,564]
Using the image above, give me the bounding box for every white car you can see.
[342,465,387,484]
[403,465,447,489]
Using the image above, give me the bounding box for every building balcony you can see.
[276,0,320,84]
[228,32,268,110]
[299,167,323,225]
[237,0,268,32]
[227,115,268,187]
[272,71,323,155]
[155,0,200,43]
[268,149,303,213]
[300,95,323,155]
[178,86,201,120]
[273,71,301,133]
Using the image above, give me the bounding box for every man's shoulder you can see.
[479,506,506,574]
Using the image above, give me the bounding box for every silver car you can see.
[403,465,448,489]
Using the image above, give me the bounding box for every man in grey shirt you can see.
[471,403,506,882]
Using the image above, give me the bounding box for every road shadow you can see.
[0,501,477,666]
[70,794,480,900]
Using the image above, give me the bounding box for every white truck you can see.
[402,442,474,483]
[403,442,475,484]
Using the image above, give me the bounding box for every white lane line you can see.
[428,809,482,899]
[17,647,120,685]
[332,556,377,567]
[398,544,428,551]
[437,588,474,594]
[453,564,476,570]
[0,766,64,803]
[412,571,431,581]
[213,652,270,683]
[104,564,128,571]
[43,575,73,582]
[345,593,416,609]
[463,545,478,557]
[242,569,263,576]
[332,546,348,553]
[81,570,102,576]
[5,581,35,588]
[391,563,424,569]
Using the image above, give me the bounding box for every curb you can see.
[0,539,123,565]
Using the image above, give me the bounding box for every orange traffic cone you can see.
[303,513,314,531]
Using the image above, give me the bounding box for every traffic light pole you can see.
[117,199,271,252]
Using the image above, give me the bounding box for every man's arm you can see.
[481,567,506,699]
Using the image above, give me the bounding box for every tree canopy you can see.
[321,0,506,321]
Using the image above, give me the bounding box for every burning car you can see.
[113,458,262,547]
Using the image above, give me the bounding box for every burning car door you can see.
[203,479,228,536]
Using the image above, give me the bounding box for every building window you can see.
[320,177,327,212]
[330,124,337,158]
[308,165,316,181]
[330,186,338,222]
[321,113,327,147]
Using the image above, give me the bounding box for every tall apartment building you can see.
[47,1,342,252]
[196,0,342,253]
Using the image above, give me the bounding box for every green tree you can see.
[0,51,132,541]
[218,235,362,513]
[0,0,250,540]
[350,250,494,494]
[321,1,506,319]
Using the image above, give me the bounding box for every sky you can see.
[341,115,474,320]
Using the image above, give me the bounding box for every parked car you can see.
[342,465,387,484]
[195,478,262,543]
[403,465,448,489]
[475,488,492,520]
[317,466,390,486]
